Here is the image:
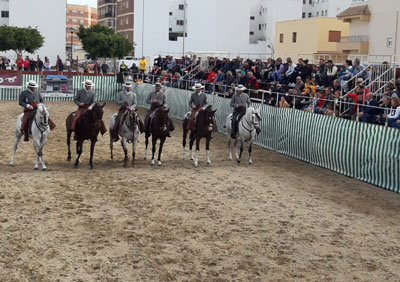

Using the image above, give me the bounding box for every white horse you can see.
[109,107,140,167]
[9,104,51,170]
[225,106,261,165]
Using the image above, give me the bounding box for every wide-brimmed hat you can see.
[235,84,247,91]
[82,79,95,87]
[26,80,38,88]
[155,82,162,88]
[192,83,204,90]
[124,82,133,88]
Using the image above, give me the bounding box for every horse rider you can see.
[111,82,145,141]
[144,82,174,137]
[188,83,208,131]
[230,84,250,138]
[71,79,107,139]
[19,80,55,141]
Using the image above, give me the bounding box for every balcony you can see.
[337,35,369,54]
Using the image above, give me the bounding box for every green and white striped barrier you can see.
[133,83,400,193]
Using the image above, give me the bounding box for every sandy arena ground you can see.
[0,101,400,282]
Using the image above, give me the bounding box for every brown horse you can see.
[66,103,106,169]
[144,105,170,166]
[182,105,217,166]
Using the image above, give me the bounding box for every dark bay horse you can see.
[144,105,170,166]
[182,105,217,166]
[66,103,106,169]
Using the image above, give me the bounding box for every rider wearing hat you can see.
[19,80,55,141]
[230,84,250,138]
[71,79,106,138]
[187,83,208,131]
[111,82,145,141]
[144,82,174,137]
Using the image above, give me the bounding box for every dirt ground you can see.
[0,101,400,282]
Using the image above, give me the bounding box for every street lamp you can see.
[70,28,75,60]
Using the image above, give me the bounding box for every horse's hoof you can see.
[8,163,14,167]
[67,157,71,162]
[207,161,212,165]
[236,159,241,164]
[157,161,162,166]
[74,164,78,169]
[34,167,38,171]
[42,168,47,171]
[249,162,253,165]
[228,157,232,161]
[190,157,193,161]
[90,166,94,170]
[151,160,155,166]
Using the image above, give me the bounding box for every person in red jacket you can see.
[205,68,217,93]
[23,56,30,71]
[345,83,370,114]
[247,71,259,90]
[16,56,24,71]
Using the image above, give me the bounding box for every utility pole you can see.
[142,0,145,57]
[182,0,187,57]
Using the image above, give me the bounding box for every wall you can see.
[275,17,349,58]
[8,0,66,64]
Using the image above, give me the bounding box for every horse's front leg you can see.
[157,137,166,166]
[121,138,128,167]
[144,136,149,160]
[227,135,232,161]
[248,141,253,165]
[182,127,188,160]
[151,136,156,166]
[132,134,138,167]
[89,140,96,170]
[206,136,211,165]
[238,138,244,164]
[193,137,200,167]
[234,138,240,162]
[110,134,114,161]
[189,132,195,160]
[9,132,23,167]
[74,140,83,168]
[67,130,72,161]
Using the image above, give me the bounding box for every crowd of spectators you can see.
[137,55,399,129]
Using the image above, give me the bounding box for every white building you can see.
[302,0,350,18]
[3,0,66,64]
[0,0,9,26]
[134,0,272,58]
[169,0,185,41]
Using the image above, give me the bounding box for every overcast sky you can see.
[67,0,97,8]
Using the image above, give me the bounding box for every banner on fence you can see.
[0,74,22,87]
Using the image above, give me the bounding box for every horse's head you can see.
[92,103,105,129]
[202,105,217,132]
[36,103,49,125]
[158,104,170,133]
[249,107,261,132]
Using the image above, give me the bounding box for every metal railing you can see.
[340,35,369,43]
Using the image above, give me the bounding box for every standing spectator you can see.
[57,56,64,72]
[16,56,24,71]
[316,59,328,87]
[23,56,30,71]
[358,93,379,123]
[139,56,147,73]
[326,60,338,87]
[101,60,109,74]
[119,61,128,74]
[38,57,44,72]
[29,58,36,72]
[65,59,71,72]
[44,57,51,71]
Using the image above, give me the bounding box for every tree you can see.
[77,24,133,60]
[0,26,44,57]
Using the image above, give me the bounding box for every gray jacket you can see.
[117,90,137,108]
[189,92,208,109]
[146,90,166,107]
[230,93,250,109]
[74,89,96,108]
[19,89,44,108]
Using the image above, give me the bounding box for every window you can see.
[302,12,305,18]
[292,32,297,43]
[177,20,184,25]
[72,19,78,23]
[259,24,261,30]
[387,36,393,48]
[309,0,312,4]
[316,11,319,16]
[250,16,255,20]
[80,11,84,17]
[169,12,172,16]
[249,31,254,35]
[72,10,78,14]
[1,11,8,18]
[325,10,328,16]
[280,33,284,43]
[178,4,184,10]
[303,0,306,3]
[328,30,341,42]
[80,20,84,25]
[308,12,312,17]
[169,28,172,31]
